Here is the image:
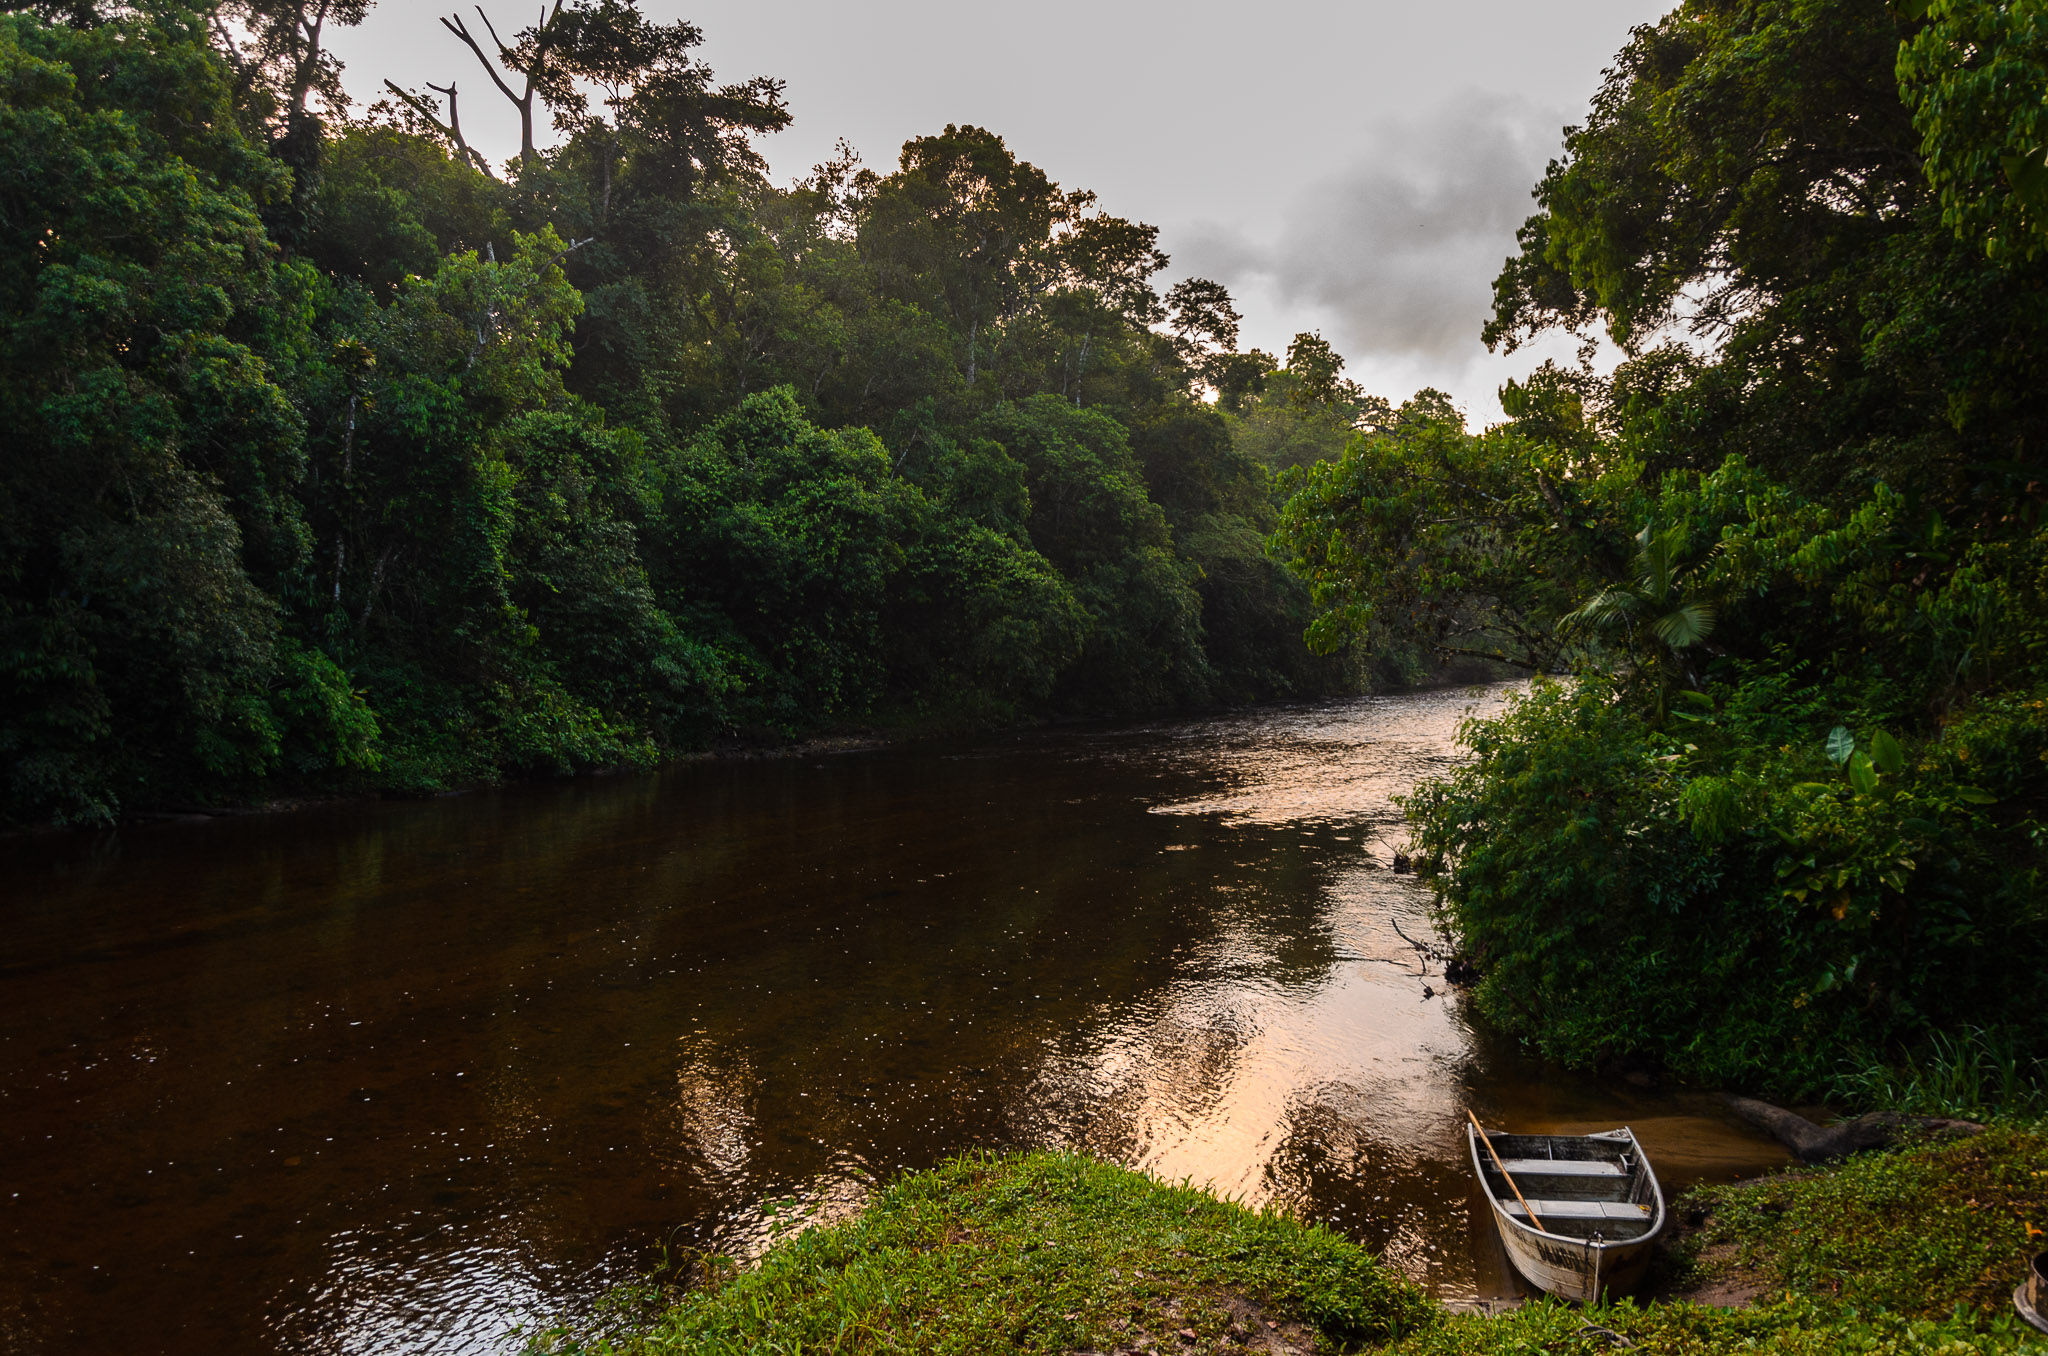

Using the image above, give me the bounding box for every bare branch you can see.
[441,13,523,109]
[540,236,596,274]
[382,79,446,129]
[474,5,513,60]
[426,80,491,175]
[438,4,563,165]
[210,13,251,86]
[382,80,495,178]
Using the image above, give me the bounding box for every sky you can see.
[328,0,1668,424]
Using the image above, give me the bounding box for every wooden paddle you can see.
[1468,1109,1549,1233]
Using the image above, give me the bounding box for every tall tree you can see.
[1484,0,2048,508]
[859,126,1074,389]
[214,0,374,236]
[436,1,563,167]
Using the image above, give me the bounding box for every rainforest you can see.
[7,0,2048,1350]
[8,0,2048,1100]
[0,0,1386,831]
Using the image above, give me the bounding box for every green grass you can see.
[536,1133,2048,1355]
[1372,1295,2044,1355]
[1375,1124,2048,1356]
[1687,1124,2048,1318]
[528,1149,1432,1354]
[1833,1029,2048,1120]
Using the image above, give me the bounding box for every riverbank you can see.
[525,1151,1434,1354]
[1,729,903,835]
[8,675,1512,836]
[536,1126,2048,1354]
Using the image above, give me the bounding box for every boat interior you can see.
[1476,1131,1659,1242]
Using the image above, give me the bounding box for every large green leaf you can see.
[1652,601,1716,649]
[2002,149,2048,216]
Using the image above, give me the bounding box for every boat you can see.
[2017,1250,2048,1334]
[1467,1118,1667,1302]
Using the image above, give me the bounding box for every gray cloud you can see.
[1176,96,1567,363]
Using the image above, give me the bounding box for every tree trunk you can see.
[1723,1094,1982,1162]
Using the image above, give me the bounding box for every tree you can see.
[1559,520,1718,706]
[436,1,564,168]
[0,10,372,821]
[213,0,374,234]
[1271,392,1617,674]
[0,1,1366,821]
[1273,0,2048,1093]
[1283,331,1343,408]
[1167,278,1239,355]
[975,397,1208,709]
[1224,334,1378,472]
[1899,0,2048,261]
[859,126,1075,390]
[1482,0,2048,508]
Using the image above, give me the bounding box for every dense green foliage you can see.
[1389,1300,2042,1356]
[1275,0,2048,1097]
[1692,1124,2048,1317]
[0,2,1365,825]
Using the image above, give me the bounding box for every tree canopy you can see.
[0,1,1369,826]
[1274,0,2048,1095]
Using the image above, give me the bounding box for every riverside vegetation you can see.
[0,0,1386,828]
[1271,0,2048,1105]
[538,0,2048,1348]
[11,0,2048,1350]
[529,1129,2048,1354]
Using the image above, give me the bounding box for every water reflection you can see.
[0,684,1788,1355]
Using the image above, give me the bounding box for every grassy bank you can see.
[1394,1123,2048,1356]
[528,1151,1431,1354]
[535,1131,2048,1355]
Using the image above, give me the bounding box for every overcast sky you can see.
[328,0,1665,423]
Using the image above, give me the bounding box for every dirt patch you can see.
[1068,1286,1321,1355]
[1639,1196,1775,1310]
[1659,1240,1771,1309]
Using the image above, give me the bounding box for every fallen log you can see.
[1723,1094,1983,1162]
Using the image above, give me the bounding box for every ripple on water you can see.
[0,683,1788,1354]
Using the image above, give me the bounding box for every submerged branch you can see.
[1723,1094,1982,1162]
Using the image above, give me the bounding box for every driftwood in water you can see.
[1724,1094,1983,1162]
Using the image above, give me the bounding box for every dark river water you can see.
[0,685,1789,1354]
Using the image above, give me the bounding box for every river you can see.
[0,684,1788,1354]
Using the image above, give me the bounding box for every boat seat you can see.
[1496,1158,1626,1178]
[1499,1199,1651,1221]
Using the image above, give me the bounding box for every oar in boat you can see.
[1468,1109,1548,1234]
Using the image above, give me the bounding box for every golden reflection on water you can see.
[0,684,1791,1354]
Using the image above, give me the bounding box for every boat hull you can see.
[1469,1126,1666,1304]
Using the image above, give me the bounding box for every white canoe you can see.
[1468,1124,1667,1303]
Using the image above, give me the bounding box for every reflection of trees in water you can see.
[1032,997,1262,1164]
[617,746,1391,1267]
[0,694,1502,1356]
[1262,1089,1477,1295]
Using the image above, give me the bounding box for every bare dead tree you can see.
[439,3,564,166]
[382,79,494,176]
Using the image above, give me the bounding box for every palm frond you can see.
[1560,586,1642,635]
[1634,521,1691,602]
[1652,601,1716,649]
